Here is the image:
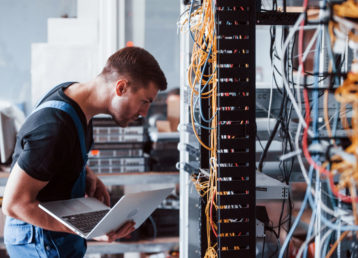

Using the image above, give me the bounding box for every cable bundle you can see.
[181,0,218,257]
[275,0,358,257]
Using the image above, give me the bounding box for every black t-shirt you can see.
[11,82,93,202]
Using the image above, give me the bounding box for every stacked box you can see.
[89,115,148,173]
[149,132,179,172]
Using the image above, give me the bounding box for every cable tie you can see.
[279,150,302,161]
[199,168,210,178]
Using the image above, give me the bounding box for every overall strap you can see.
[32,100,87,197]
[35,82,76,107]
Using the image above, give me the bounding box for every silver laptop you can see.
[39,187,173,239]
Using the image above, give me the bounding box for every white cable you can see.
[319,229,335,257]
[296,225,330,258]
[199,168,210,178]
[281,14,316,137]
[279,149,302,161]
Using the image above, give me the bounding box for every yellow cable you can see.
[187,1,219,256]
[323,90,335,145]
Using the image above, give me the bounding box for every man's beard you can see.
[111,114,129,127]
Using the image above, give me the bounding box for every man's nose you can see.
[139,105,150,117]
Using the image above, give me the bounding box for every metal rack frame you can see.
[215,1,256,257]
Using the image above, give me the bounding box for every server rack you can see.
[215,1,256,257]
[179,1,257,257]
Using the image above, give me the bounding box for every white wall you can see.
[0,0,77,113]
[31,0,102,106]
[145,0,180,90]
[1,0,181,113]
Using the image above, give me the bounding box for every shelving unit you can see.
[86,237,179,254]
[98,172,179,186]
[0,171,179,187]
[0,236,179,255]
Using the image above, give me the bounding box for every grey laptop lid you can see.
[39,187,173,239]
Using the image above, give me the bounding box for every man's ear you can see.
[115,79,128,96]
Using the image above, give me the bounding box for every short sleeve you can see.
[17,122,72,181]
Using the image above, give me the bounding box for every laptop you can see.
[39,187,173,239]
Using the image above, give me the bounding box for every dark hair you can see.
[101,47,167,91]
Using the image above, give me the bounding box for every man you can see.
[2,47,167,257]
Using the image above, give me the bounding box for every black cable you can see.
[257,134,265,151]
[280,107,289,181]
[285,193,292,258]
[280,110,294,183]
[273,0,277,11]
[270,26,275,61]
[271,217,291,229]
[272,70,283,95]
[277,199,286,243]
[270,26,284,95]
[257,116,281,172]
[285,105,295,181]
[258,50,288,172]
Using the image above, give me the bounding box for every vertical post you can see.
[179,2,201,258]
[98,0,118,69]
[132,0,146,47]
[118,0,126,49]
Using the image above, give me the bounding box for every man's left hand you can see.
[93,221,136,242]
[85,166,110,206]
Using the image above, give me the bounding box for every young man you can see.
[2,47,167,257]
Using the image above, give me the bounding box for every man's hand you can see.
[85,166,110,206]
[93,221,136,242]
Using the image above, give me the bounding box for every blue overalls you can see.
[4,95,89,257]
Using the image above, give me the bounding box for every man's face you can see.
[109,80,158,127]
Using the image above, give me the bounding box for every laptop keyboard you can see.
[62,209,109,234]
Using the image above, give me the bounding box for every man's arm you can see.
[2,162,74,234]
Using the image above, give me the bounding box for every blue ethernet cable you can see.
[278,166,314,258]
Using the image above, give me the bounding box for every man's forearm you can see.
[7,200,74,234]
[2,163,76,234]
